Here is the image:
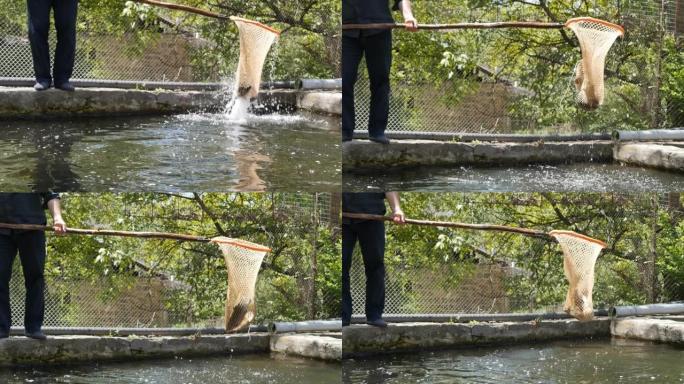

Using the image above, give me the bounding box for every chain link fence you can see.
[0,0,219,82]
[350,193,684,317]
[9,193,341,328]
[353,0,684,134]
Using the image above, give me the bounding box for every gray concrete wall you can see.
[270,334,342,361]
[0,334,269,367]
[343,140,613,169]
[611,317,684,345]
[614,143,684,172]
[0,87,221,119]
[0,87,341,119]
[342,319,611,357]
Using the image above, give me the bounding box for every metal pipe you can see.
[269,320,342,333]
[353,131,612,142]
[296,79,342,90]
[8,325,268,336]
[613,128,684,141]
[351,311,608,323]
[0,77,296,91]
[610,303,684,318]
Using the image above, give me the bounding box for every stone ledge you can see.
[343,140,613,169]
[342,319,611,357]
[0,334,270,367]
[270,333,342,361]
[0,87,221,119]
[614,143,684,172]
[611,317,684,345]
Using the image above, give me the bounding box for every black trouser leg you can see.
[341,224,357,325]
[27,0,52,84]
[342,36,364,139]
[0,234,18,334]
[52,0,78,85]
[356,221,386,321]
[16,231,46,333]
[364,31,392,137]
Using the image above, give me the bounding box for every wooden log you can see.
[0,223,211,242]
[342,21,564,30]
[341,212,552,239]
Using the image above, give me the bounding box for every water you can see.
[0,113,340,191]
[344,163,684,192]
[0,354,339,384]
[343,339,684,383]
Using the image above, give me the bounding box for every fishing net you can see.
[231,16,280,100]
[565,17,624,110]
[549,230,607,321]
[211,237,270,332]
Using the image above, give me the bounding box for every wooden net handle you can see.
[342,21,565,30]
[0,223,211,242]
[342,213,552,240]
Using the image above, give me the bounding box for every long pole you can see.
[0,223,211,243]
[341,212,552,240]
[342,21,565,30]
[131,0,228,20]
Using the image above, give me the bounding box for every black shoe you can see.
[342,135,353,142]
[368,135,390,145]
[25,331,47,340]
[366,319,388,328]
[342,320,350,327]
[0,332,8,339]
[34,81,50,91]
[55,82,75,92]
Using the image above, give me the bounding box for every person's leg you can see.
[26,0,53,87]
[364,30,392,141]
[357,220,386,322]
[0,234,17,336]
[342,36,364,141]
[341,223,358,326]
[16,231,46,335]
[53,0,78,90]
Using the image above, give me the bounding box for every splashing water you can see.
[227,96,252,121]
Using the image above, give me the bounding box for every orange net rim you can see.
[229,16,281,36]
[564,17,625,36]
[211,237,271,253]
[549,230,608,248]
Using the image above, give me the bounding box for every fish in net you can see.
[230,16,280,100]
[549,230,607,321]
[211,237,270,332]
[565,17,624,110]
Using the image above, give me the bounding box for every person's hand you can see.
[392,210,406,224]
[53,217,67,235]
[404,17,418,32]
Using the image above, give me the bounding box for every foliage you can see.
[380,193,684,313]
[43,193,340,326]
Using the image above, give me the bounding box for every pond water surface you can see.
[0,112,340,191]
[343,339,684,383]
[344,163,684,192]
[1,354,339,384]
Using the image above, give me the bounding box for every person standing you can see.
[27,0,79,91]
[342,0,418,144]
[342,192,405,327]
[0,193,66,340]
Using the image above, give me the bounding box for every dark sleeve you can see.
[41,193,60,209]
[392,0,402,11]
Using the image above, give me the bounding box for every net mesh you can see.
[565,17,624,110]
[230,16,279,100]
[211,237,270,332]
[549,230,607,321]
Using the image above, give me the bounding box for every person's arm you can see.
[385,192,406,224]
[397,1,418,31]
[47,197,67,234]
